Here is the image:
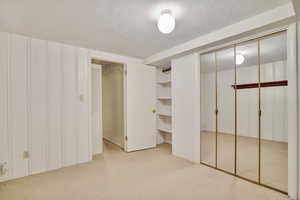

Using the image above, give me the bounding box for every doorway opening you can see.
[91,59,126,154]
[200,30,291,194]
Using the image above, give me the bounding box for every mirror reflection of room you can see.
[200,31,288,193]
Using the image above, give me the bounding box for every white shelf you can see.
[158,127,172,134]
[157,97,171,100]
[157,80,171,84]
[157,111,172,117]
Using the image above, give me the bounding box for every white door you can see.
[126,63,156,152]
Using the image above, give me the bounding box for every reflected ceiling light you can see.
[157,10,175,34]
[236,54,245,65]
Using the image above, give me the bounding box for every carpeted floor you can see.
[0,140,288,200]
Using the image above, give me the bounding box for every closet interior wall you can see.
[102,63,125,148]
[200,31,288,194]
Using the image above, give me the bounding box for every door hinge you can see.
[124,70,127,75]
[125,136,128,141]
[215,109,219,115]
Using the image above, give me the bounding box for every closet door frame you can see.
[199,29,296,196]
[89,58,127,153]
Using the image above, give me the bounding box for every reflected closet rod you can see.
[232,80,288,90]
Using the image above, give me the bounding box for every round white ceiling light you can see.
[157,10,175,34]
[236,54,245,65]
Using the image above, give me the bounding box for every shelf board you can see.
[158,112,172,117]
[157,97,172,100]
[158,127,172,134]
[157,80,171,84]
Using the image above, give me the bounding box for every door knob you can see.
[152,109,156,113]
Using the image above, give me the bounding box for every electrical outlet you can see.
[23,151,30,159]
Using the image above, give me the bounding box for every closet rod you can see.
[162,67,171,72]
[232,80,288,90]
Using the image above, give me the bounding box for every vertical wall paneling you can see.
[171,53,201,163]
[77,48,90,163]
[61,45,77,167]
[87,54,93,159]
[0,31,100,181]
[9,34,29,179]
[0,32,10,181]
[47,41,62,170]
[91,65,102,155]
[298,21,300,200]
[29,39,48,174]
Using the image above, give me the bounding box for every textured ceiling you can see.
[0,0,291,58]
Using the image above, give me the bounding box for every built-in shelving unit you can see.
[156,67,172,145]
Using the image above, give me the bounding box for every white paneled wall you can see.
[29,39,48,174]
[0,32,10,181]
[10,34,29,179]
[47,41,63,170]
[77,48,91,163]
[0,32,91,182]
[200,60,288,142]
[61,45,78,167]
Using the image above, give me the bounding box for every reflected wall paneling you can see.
[10,34,29,179]
[29,39,48,175]
[0,32,10,181]
[47,41,62,170]
[61,45,78,167]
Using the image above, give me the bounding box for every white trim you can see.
[90,50,142,65]
[123,64,128,152]
[144,2,295,65]
[287,23,298,200]
[297,21,300,200]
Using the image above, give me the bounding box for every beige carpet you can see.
[201,131,288,192]
[0,141,288,200]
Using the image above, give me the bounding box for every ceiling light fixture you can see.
[236,54,245,65]
[157,10,175,34]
